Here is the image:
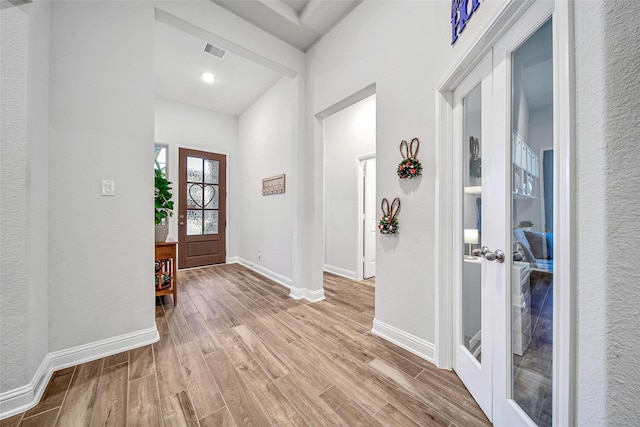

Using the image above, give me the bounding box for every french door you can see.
[178,148,227,268]
[453,2,558,426]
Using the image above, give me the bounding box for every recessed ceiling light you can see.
[202,72,215,83]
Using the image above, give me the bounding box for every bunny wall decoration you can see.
[378,198,401,235]
[397,138,423,179]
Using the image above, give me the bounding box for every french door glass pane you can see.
[462,83,482,361]
[510,18,553,427]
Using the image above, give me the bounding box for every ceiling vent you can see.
[204,43,227,59]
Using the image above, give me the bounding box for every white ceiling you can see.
[154,20,284,116]
[154,0,361,116]
[212,0,362,51]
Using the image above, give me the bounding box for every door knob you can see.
[179,222,185,226]
[473,246,505,263]
[472,246,490,257]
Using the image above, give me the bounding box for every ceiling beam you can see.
[300,0,361,33]
[257,0,300,26]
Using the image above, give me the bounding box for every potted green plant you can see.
[155,169,174,242]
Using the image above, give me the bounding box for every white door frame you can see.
[357,154,376,281]
[434,0,576,425]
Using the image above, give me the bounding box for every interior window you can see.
[155,144,168,177]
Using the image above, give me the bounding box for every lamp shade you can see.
[464,228,479,244]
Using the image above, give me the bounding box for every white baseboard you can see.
[231,257,292,289]
[230,257,325,303]
[0,326,159,420]
[372,318,435,362]
[289,286,325,302]
[323,264,357,280]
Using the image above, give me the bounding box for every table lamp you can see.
[464,228,479,257]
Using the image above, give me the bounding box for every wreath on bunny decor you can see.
[397,138,423,179]
[378,198,401,235]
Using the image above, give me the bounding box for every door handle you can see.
[179,222,185,226]
[472,246,505,263]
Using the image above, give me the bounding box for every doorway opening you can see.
[153,9,298,278]
[359,156,376,280]
[321,91,376,282]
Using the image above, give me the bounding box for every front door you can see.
[453,2,558,426]
[178,148,227,268]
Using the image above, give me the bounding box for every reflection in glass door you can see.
[510,19,554,427]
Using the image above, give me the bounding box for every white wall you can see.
[1,0,307,417]
[324,95,376,278]
[576,0,640,424]
[0,0,51,394]
[154,97,238,254]
[47,1,156,352]
[306,0,501,356]
[236,77,294,283]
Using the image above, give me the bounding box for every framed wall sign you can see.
[262,174,285,195]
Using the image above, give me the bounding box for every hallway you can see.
[5,265,489,426]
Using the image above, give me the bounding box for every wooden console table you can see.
[155,240,177,306]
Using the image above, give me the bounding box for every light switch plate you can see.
[101,180,115,196]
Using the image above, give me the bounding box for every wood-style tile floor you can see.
[3,264,490,427]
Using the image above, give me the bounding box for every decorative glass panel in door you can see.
[186,157,220,236]
[179,149,227,268]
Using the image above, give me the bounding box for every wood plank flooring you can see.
[3,264,490,427]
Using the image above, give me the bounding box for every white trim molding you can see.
[323,264,357,280]
[552,1,577,424]
[232,257,292,289]
[372,319,435,362]
[228,258,327,302]
[0,326,159,420]
[289,286,325,303]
